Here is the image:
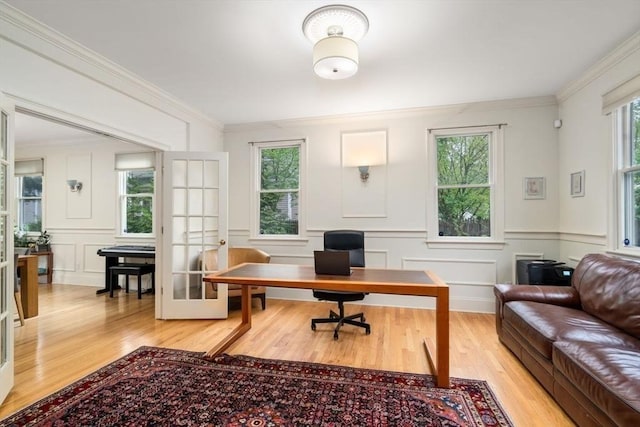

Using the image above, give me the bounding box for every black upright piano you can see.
[97,245,155,294]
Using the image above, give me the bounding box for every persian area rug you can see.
[0,346,513,426]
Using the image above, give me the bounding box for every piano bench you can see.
[109,263,155,299]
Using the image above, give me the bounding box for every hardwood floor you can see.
[1,284,575,426]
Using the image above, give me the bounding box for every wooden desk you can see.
[17,255,38,318]
[203,263,450,388]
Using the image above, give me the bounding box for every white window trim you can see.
[16,174,44,234]
[611,100,640,256]
[249,139,306,241]
[117,169,155,238]
[426,126,504,249]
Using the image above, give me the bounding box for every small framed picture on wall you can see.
[570,170,585,197]
[524,177,545,200]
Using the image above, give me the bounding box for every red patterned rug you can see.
[0,346,513,426]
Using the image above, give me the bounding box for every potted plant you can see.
[14,228,36,251]
[36,230,51,252]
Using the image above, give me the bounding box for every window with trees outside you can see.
[16,175,42,232]
[617,98,640,249]
[15,158,45,235]
[427,126,503,243]
[252,140,303,237]
[119,169,154,235]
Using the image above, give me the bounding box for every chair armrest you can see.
[494,284,581,307]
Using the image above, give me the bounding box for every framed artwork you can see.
[570,170,585,197]
[524,177,545,200]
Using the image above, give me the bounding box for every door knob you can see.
[219,239,226,246]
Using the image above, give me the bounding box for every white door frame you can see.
[0,93,15,404]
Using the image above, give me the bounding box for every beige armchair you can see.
[201,247,270,309]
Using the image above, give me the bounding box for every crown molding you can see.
[224,95,558,133]
[556,30,640,102]
[0,2,223,131]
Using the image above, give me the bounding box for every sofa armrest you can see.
[494,284,581,307]
[493,284,581,335]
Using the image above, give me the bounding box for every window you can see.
[16,175,42,232]
[616,98,640,249]
[427,126,503,244]
[15,159,44,233]
[252,140,304,238]
[119,169,154,235]
[115,151,156,237]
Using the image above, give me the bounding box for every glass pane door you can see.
[0,96,14,404]
[160,152,228,319]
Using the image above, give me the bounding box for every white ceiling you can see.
[5,0,640,128]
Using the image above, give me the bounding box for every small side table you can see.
[32,250,53,284]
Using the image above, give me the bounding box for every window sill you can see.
[249,236,309,245]
[425,239,506,250]
[115,234,155,240]
[606,248,640,260]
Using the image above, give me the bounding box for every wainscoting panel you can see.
[51,243,76,272]
[401,257,496,312]
[85,244,111,273]
[402,257,496,284]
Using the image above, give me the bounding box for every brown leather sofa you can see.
[494,253,640,426]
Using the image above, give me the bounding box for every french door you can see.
[160,151,229,319]
[0,94,14,404]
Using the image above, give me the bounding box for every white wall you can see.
[1,4,224,292]
[16,137,155,287]
[224,97,562,312]
[556,32,640,264]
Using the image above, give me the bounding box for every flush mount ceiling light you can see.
[302,4,369,80]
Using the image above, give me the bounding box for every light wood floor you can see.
[1,284,575,426]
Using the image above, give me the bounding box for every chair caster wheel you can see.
[311,322,316,331]
[333,332,339,340]
[365,328,371,335]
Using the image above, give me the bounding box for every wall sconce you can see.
[66,179,82,192]
[342,130,387,182]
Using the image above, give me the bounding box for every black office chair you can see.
[311,230,371,340]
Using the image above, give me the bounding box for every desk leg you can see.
[423,287,450,388]
[205,284,252,357]
[20,258,38,318]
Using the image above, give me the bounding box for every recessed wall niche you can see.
[341,130,387,218]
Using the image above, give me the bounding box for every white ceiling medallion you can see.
[302,4,369,80]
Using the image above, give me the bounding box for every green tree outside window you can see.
[436,134,491,237]
[123,169,154,234]
[259,146,299,235]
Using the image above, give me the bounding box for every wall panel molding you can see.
[558,232,607,246]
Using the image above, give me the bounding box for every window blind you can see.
[602,73,640,114]
[114,152,155,171]
[15,158,44,176]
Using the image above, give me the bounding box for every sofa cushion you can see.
[553,340,640,426]
[572,253,640,338]
[504,301,639,359]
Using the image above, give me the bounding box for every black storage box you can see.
[528,263,573,286]
[516,259,574,286]
[516,259,558,284]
